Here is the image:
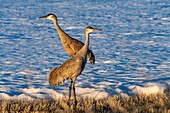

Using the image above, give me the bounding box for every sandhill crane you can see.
[39,13,95,64]
[49,26,102,103]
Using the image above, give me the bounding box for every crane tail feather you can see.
[87,49,95,64]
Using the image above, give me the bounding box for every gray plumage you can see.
[49,56,85,88]
[48,26,102,103]
[39,13,95,64]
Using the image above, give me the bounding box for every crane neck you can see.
[53,18,62,32]
[76,31,89,59]
[84,31,90,53]
[52,17,69,40]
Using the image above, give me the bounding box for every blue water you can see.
[0,0,169,98]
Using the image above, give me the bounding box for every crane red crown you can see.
[86,26,93,29]
[48,13,54,16]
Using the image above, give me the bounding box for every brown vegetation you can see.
[0,92,169,113]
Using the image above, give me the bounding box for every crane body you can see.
[39,13,95,64]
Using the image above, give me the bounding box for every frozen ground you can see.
[0,0,169,100]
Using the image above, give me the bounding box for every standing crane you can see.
[49,26,102,103]
[39,13,95,64]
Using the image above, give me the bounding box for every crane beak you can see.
[39,15,48,19]
[93,28,102,31]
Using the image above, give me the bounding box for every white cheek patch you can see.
[47,15,53,20]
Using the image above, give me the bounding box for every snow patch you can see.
[132,83,167,95]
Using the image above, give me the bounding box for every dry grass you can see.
[0,91,169,113]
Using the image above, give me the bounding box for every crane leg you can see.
[73,81,77,105]
[69,80,73,103]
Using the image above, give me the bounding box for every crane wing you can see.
[49,56,84,87]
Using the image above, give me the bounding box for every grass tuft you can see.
[0,91,169,113]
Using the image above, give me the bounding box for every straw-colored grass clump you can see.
[0,91,169,113]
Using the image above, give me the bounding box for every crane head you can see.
[85,26,102,34]
[39,13,57,21]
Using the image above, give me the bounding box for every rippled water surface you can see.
[0,0,169,99]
